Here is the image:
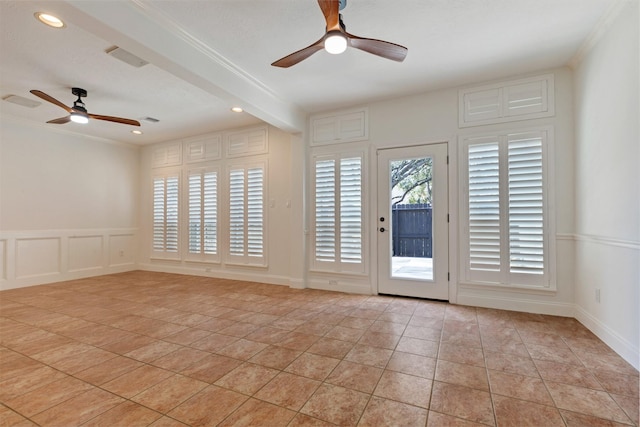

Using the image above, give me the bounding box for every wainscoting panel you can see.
[109,234,136,267]
[68,235,104,273]
[0,229,138,290]
[15,237,61,279]
[0,239,6,281]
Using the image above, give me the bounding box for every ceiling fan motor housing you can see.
[71,87,87,98]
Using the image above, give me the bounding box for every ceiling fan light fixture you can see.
[70,111,89,124]
[34,12,65,28]
[324,33,347,55]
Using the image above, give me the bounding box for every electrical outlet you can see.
[119,250,124,257]
[595,288,601,303]
[329,280,338,286]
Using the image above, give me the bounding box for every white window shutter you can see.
[468,142,501,273]
[463,129,549,288]
[229,169,245,257]
[339,157,362,263]
[227,163,266,265]
[203,171,218,255]
[312,153,364,272]
[152,174,179,256]
[187,168,218,260]
[247,167,264,257]
[508,133,544,275]
[315,159,336,262]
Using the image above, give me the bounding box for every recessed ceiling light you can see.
[131,130,143,135]
[34,12,65,28]
[231,107,244,113]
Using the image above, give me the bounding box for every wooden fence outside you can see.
[392,203,432,258]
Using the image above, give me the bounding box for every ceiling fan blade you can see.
[30,90,72,113]
[318,0,340,31]
[46,116,71,124]
[88,113,141,126]
[271,37,325,68]
[347,34,408,62]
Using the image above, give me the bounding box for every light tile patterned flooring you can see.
[0,271,638,427]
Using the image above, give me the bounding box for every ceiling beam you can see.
[54,0,306,133]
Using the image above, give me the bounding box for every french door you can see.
[377,143,449,300]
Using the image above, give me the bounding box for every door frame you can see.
[370,139,459,303]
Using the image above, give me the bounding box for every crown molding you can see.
[568,0,631,68]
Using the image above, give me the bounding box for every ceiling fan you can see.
[271,0,408,68]
[30,87,140,126]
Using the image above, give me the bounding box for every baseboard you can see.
[0,264,136,291]
[138,262,291,287]
[307,278,372,295]
[574,304,639,370]
[456,292,575,317]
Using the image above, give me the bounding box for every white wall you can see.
[137,124,295,286]
[573,1,639,368]
[0,119,139,289]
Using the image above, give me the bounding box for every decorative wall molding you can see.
[557,232,640,250]
[0,228,137,290]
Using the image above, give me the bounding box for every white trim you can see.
[574,304,640,370]
[138,262,290,287]
[568,0,631,68]
[307,278,372,295]
[556,232,640,250]
[456,292,574,317]
[458,74,555,128]
[131,0,283,101]
[0,228,137,291]
[459,126,556,289]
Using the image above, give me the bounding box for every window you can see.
[152,173,179,258]
[462,129,553,288]
[187,167,218,261]
[312,153,364,273]
[227,163,266,265]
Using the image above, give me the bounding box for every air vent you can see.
[142,117,160,123]
[106,46,149,68]
[3,95,41,108]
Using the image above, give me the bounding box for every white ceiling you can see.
[0,0,617,145]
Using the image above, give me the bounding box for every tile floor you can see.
[0,271,638,427]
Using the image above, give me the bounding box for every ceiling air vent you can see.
[106,46,149,68]
[3,94,41,108]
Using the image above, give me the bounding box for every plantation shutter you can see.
[187,168,218,260]
[508,133,544,275]
[463,130,549,287]
[229,169,245,257]
[468,141,501,273]
[152,174,179,256]
[247,167,264,257]
[340,157,362,263]
[228,163,265,265]
[315,159,336,262]
[313,153,363,272]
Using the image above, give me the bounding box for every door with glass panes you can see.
[377,143,449,299]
